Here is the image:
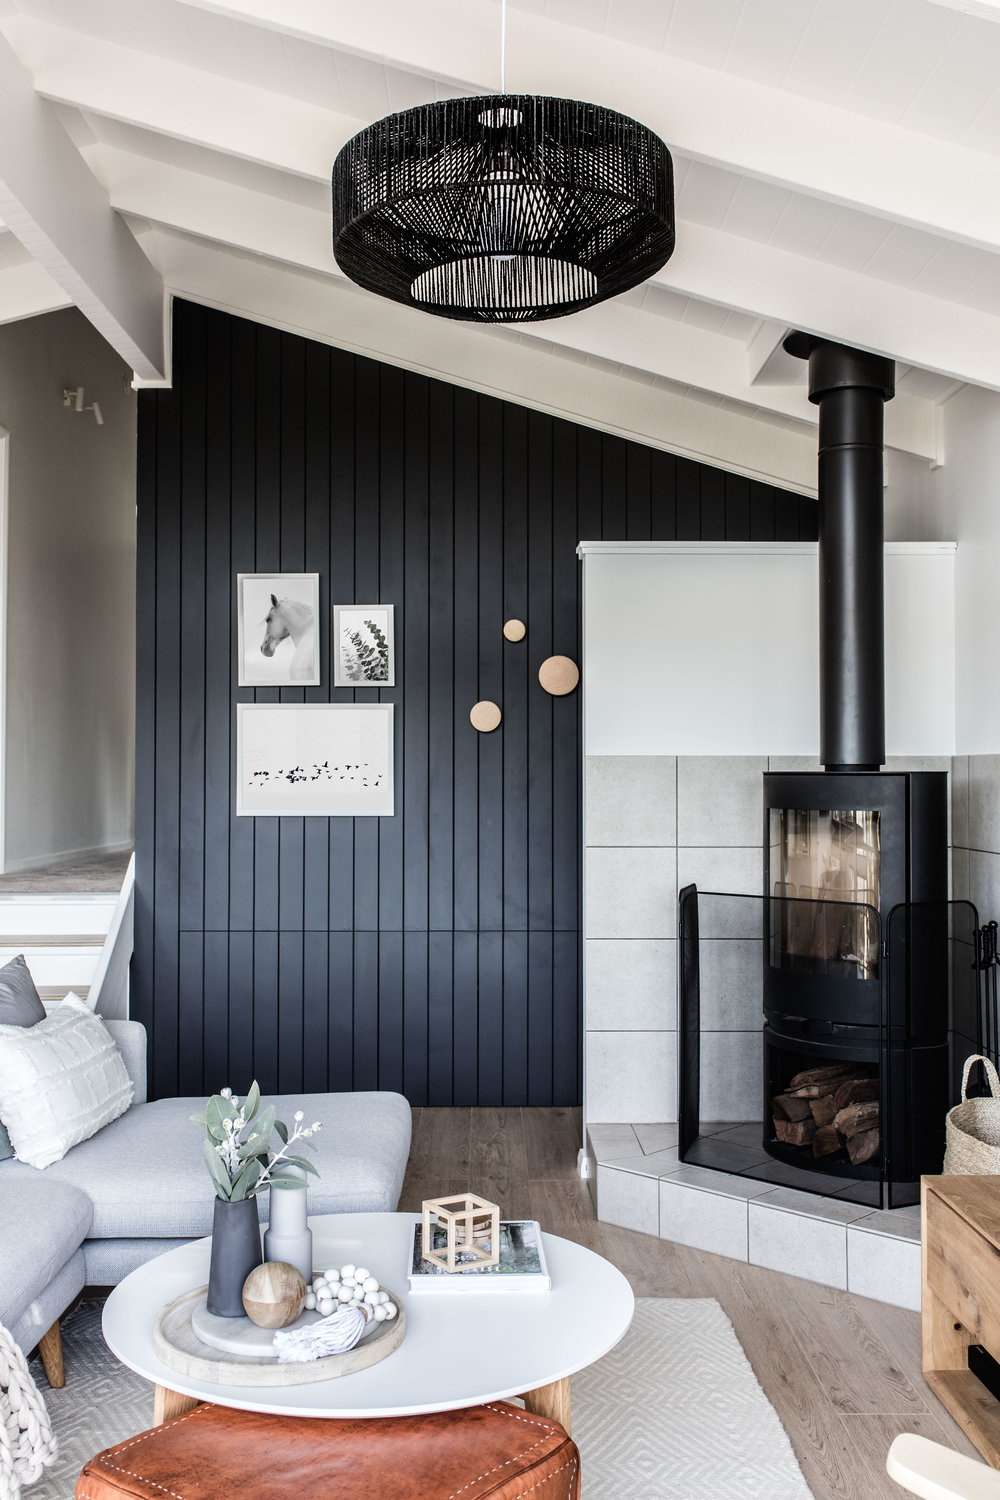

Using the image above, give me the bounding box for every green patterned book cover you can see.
[408,1218,551,1291]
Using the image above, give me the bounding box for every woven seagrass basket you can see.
[944,1054,1000,1174]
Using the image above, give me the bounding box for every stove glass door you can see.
[769,808,881,979]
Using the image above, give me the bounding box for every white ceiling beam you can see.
[91,145,939,462]
[662,220,1000,403]
[21,20,997,405]
[923,0,1000,18]
[2,17,346,182]
[174,0,1000,254]
[0,30,165,379]
[746,322,789,387]
[0,258,72,324]
[139,224,819,495]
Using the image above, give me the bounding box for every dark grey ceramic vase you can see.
[206,1196,262,1317]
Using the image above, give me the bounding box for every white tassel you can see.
[272,1306,369,1363]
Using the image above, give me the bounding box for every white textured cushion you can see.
[0,993,133,1168]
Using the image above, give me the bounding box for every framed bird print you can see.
[236,704,394,817]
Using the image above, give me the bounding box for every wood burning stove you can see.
[676,336,969,1208]
[762,770,949,1190]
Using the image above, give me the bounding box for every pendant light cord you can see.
[500,0,507,93]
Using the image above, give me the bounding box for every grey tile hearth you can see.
[586,1122,921,1311]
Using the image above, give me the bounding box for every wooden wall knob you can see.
[470,701,502,732]
[503,619,526,642]
[538,656,579,696]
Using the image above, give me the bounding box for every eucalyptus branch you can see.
[190,1087,322,1202]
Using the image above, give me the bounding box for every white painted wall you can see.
[581,542,956,758]
[936,385,1000,755]
[0,307,136,870]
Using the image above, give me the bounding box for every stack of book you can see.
[408,1218,551,1293]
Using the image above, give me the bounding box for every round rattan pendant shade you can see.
[331,94,675,323]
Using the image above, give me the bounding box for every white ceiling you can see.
[0,0,998,491]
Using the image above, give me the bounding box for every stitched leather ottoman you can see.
[75,1400,581,1499]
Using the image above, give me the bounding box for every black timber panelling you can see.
[133,299,817,1105]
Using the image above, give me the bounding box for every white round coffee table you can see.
[103,1213,633,1433]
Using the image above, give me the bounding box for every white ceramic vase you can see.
[263,1165,312,1282]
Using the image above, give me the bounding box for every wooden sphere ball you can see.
[470,700,502,732]
[503,619,526,642]
[538,656,579,696]
[242,1261,307,1329]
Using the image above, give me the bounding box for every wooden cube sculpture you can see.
[421,1194,500,1273]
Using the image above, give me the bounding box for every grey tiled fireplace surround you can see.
[583,753,1000,1309]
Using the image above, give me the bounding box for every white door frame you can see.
[0,427,10,873]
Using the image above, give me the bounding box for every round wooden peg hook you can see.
[503,619,526,642]
[470,701,502,732]
[538,656,579,696]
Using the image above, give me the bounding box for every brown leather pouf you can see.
[75,1401,581,1499]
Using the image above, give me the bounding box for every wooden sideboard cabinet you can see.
[923,1174,1000,1466]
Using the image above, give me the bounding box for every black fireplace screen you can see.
[678,886,981,1209]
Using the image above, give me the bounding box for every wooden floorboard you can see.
[402,1107,982,1498]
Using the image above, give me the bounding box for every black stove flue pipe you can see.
[784,333,895,773]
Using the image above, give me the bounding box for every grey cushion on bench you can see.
[0,1180,92,1335]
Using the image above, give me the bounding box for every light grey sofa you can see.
[0,1019,412,1382]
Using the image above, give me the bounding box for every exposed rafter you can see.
[140,224,821,495]
[0,0,988,474]
[91,145,941,462]
[0,30,166,379]
[173,0,1000,253]
[923,0,1000,18]
[0,257,72,325]
[14,19,988,407]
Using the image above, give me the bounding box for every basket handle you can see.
[961,1054,1000,1101]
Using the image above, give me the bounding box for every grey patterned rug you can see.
[573,1299,813,1498]
[27,1295,812,1499]
[26,1298,151,1500]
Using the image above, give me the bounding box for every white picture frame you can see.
[237,573,320,687]
[333,604,395,687]
[236,703,394,817]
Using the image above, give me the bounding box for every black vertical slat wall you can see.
[134,300,817,1105]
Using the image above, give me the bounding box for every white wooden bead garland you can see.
[272,1264,397,1363]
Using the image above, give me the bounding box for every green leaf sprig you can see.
[190,1082,321,1202]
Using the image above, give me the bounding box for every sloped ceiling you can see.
[0,0,997,490]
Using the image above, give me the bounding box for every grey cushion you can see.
[0,1090,411,1239]
[0,956,46,1159]
[0,1179,93,1329]
[0,954,45,1027]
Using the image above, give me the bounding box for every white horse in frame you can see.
[261,594,316,681]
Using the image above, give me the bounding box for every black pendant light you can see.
[331,7,674,324]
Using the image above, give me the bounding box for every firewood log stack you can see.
[771,1062,880,1165]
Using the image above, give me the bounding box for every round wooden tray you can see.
[153,1286,406,1387]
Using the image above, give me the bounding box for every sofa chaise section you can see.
[0,1178,93,1382]
[0,1015,413,1368]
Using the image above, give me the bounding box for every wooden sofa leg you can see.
[38,1320,65,1388]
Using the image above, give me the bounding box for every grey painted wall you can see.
[0,308,136,871]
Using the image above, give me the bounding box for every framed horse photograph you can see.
[236,703,394,817]
[237,573,320,686]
